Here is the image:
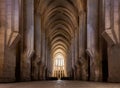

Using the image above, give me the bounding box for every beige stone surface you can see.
[0,80,120,88]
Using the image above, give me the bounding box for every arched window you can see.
[55,54,64,67]
[53,53,65,79]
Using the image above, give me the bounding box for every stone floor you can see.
[0,80,120,88]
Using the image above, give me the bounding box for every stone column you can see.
[74,30,78,64]
[43,66,46,80]
[0,0,6,82]
[32,13,41,80]
[71,38,76,79]
[79,12,88,81]
[71,38,74,65]
[87,0,101,81]
[102,0,120,82]
[45,40,49,78]
[39,64,44,80]
[41,17,46,69]
[46,46,51,78]
[0,0,21,82]
[67,50,72,77]
[21,0,34,81]
[74,67,77,80]
[76,63,81,80]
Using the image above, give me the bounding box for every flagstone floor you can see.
[0,80,120,88]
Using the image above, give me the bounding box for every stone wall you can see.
[0,0,5,81]
[0,0,20,82]
[102,0,120,82]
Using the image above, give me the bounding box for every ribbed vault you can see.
[39,0,79,77]
[34,0,86,78]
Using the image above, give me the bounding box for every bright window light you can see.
[55,54,64,67]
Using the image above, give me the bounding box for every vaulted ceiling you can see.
[40,0,77,59]
[34,0,86,73]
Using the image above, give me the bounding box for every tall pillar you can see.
[0,0,6,82]
[21,0,34,81]
[74,67,77,80]
[32,13,41,80]
[102,0,120,82]
[71,40,73,67]
[76,63,81,80]
[79,12,88,81]
[87,0,102,81]
[98,0,107,82]
[74,30,79,64]
[0,0,21,82]
[40,16,46,74]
